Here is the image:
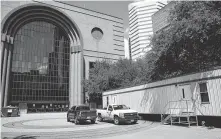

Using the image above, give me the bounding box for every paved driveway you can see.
[1,113,158,139]
[1,113,221,139]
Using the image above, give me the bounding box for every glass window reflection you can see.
[10,21,70,105]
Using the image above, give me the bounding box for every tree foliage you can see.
[82,58,156,103]
[151,1,221,80]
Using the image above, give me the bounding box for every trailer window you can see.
[199,83,209,103]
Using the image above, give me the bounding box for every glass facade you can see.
[10,21,70,110]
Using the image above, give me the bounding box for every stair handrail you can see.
[161,100,182,122]
[162,98,204,126]
[192,99,205,116]
[162,99,190,114]
[161,99,193,122]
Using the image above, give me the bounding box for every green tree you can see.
[82,58,152,104]
[82,60,112,104]
[151,1,221,80]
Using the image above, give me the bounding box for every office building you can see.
[1,1,125,111]
[128,1,166,60]
[152,1,176,33]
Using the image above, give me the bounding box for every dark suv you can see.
[67,105,97,124]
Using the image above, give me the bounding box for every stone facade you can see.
[1,0,124,108]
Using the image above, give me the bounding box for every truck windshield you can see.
[79,106,90,110]
[113,105,128,110]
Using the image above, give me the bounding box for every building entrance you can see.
[9,21,70,112]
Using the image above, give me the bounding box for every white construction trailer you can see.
[103,67,221,127]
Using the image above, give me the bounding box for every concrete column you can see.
[1,42,8,107]
[1,41,4,108]
[69,44,83,106]
[78,52,83,104]
[4,37,13,106]
[1,43,4,80]
[77,52,82,104]
[1,39,6,108]
[69,49,72,107]
[69,42,75,107]
[74,51,77,105]
[78,48,83,105]
[1,34,7,81]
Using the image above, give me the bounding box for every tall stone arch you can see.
[1,3,84,108]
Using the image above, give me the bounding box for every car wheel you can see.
[75,118,79,125]
[97,114,103,122]
[114,116,120,125]
[91,120,95,124]
[67,115,70,122]
[132,120,138,124]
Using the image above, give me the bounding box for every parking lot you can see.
[1,113,221,139]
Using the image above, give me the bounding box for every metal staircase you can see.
[161,100,198,127]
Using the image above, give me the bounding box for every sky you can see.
[63,1,133,33]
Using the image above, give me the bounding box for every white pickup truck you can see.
[96,104,139,125]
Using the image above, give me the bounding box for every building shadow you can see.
[9,135,38,139]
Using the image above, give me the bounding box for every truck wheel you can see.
[67,115,70,122]
[91,120,95,124]
[132,120,138,124]
[114,116,120,125]
[75,119,79,125]
[97,114,103,122]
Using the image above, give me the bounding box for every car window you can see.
[79,106,90,110]
[71,106,76,111]
[113,105,128,110]
[76,106,90,111]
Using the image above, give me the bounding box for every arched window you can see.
[10,21,70,104]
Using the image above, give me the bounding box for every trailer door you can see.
[178,84,193,114]
[112,95,117,105]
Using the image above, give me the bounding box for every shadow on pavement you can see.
[101,120,139,125]
[75,120,98,125]
[3,135,39,139]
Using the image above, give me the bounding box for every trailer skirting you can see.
[139,113,221,128]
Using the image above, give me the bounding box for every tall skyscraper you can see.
[128,1,166,60]
[152,1,176,33]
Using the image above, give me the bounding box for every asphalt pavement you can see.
[1,113,221,139]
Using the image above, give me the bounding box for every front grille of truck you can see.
[124,113,137,118]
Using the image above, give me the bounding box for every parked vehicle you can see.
[67,105,97,124]
[1,106,20,117]
[96,104,139,125]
